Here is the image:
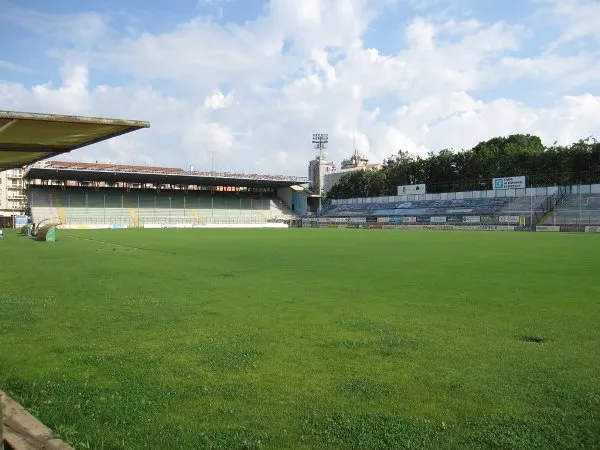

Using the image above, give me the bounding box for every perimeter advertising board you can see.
[492,176,526,190]
[15,216,29,227]
[430,216,447,223]
[499,216,521,224]
[536,226,560,232]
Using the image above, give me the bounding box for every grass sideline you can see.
[1,228,599,449]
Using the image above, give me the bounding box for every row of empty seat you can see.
[543,195,600,225]
[321,198,510,217]
[28,188,295,225]
[321,194,600,225]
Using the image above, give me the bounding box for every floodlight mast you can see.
[312,133,329,159]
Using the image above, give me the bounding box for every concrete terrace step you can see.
[1,390,73,450]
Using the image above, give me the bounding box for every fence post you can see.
[579,182,582,226]
[530,195,532,226]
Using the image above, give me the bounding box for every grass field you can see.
[1,228,600,449]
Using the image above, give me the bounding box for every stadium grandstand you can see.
[25,160,313,228]
[542,188,600,226]
[312,182,600,230]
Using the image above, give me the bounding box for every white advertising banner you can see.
[57,224,112,230]
[408,225,515,231]
[493,176,526,190]
[499,216,521,224]
[397,184,426,195]
[463,225,515,231]
[430,216,447,223]
[536,226,560,232]
[463,216,480,223]
[585,226,600,232]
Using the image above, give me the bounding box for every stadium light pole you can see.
[311,133,329,198]
[312,133,328,159]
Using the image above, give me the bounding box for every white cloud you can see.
[1,0,599,176]
[203,89,235,109]
[538,0,600,48]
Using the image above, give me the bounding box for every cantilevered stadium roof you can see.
[26,161,309,189]
[0,111,150,170]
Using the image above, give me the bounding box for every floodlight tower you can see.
[308,133,334,197]
[312,133,329,160]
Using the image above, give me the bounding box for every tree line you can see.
[326,134,600,199]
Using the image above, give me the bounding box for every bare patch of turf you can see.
[521,335,546,344]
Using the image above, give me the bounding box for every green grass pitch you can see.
[1,228,600,449]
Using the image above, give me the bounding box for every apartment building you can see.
[0,167,27,226]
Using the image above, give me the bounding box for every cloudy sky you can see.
[1,0,599,176]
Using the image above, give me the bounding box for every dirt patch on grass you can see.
[521,335,546,344]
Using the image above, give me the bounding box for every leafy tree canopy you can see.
[326,134,600,200]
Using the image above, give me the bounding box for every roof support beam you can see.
[0,119,17,135]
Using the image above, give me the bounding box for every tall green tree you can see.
[327,134,600,199]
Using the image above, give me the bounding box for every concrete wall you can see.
[330,184,600,205]
[277,187,293,209]
[292,189,308,215]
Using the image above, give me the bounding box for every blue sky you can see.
[1,0,599,174]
